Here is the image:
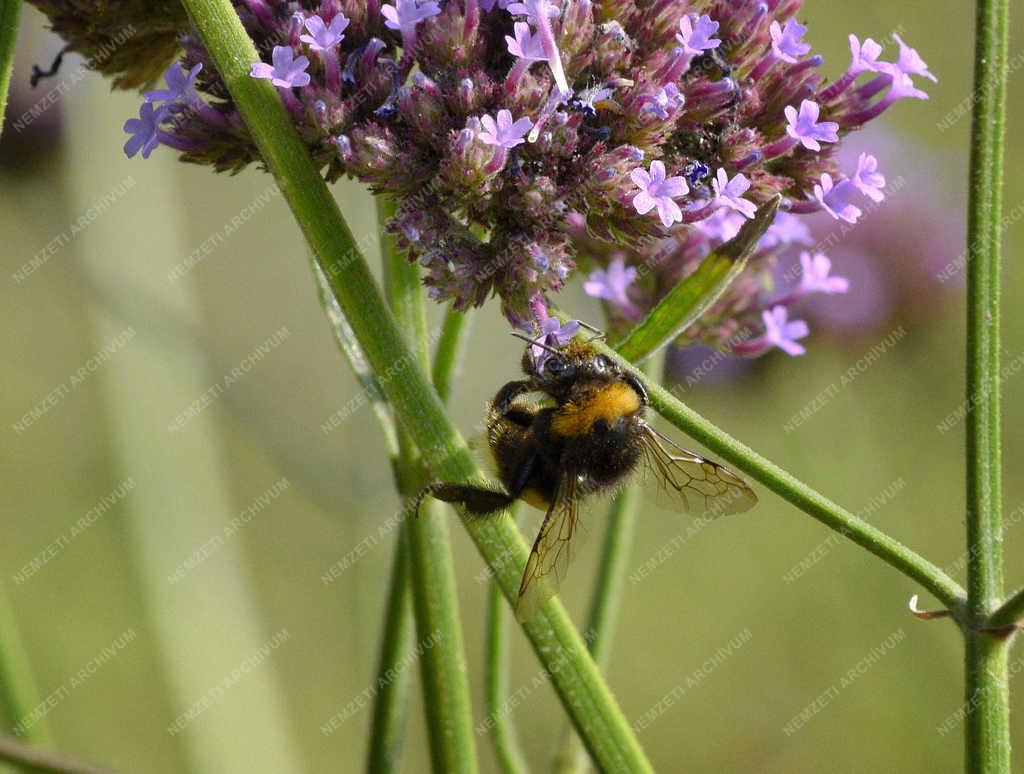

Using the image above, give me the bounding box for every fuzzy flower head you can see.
[75,0,934,353]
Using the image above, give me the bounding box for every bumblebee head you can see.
[520,338,627,398]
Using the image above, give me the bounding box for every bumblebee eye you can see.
[544,357,565,375]
[593,355,612,373]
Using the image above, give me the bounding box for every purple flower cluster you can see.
[104,0,933,356]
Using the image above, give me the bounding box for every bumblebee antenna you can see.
[510,332,561,356]
[576,320,607,342]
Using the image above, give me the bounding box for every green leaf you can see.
[615,195,780,364]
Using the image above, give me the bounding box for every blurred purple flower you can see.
[851,153,885,202]
[584,256,638,316]
[814,174,862,223]
[798,251,849,295]
[762,306,809,356]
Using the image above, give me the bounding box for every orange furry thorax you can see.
[550,381,642,437]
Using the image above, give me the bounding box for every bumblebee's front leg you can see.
[492,379,535,419]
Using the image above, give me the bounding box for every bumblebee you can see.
[418,331,757,621]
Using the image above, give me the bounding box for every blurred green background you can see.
[2,2,1022,772]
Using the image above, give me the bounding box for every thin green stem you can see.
[365,530,415,774]
[572,335,967,614]
[485,578,530,774]
[0,0,21,139]
[964,0,1010,769]
[432,306,473,405]
[988,588,1024,631]
[182,3,651,769]
[615,197,779,364]
[0,735,115,774]
[310,256,398,460]
[553,483,642,774]
[383,197,478,774]
[0,587,45,743]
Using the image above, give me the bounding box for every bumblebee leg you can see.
[416,456,537,518]
[624,372,648,404]
[492,379,534,416]
[417,483,515,517]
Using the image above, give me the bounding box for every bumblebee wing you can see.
[514,471,582,623]
[639,424,757,517]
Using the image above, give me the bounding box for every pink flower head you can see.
[798,251,849,295]
[479,109,534,148]
[784,99,838,152]
[762,306,809,356]
[250,46,311,88]
[770,19,811,63]
[711,169,757,219]
[630,160,689,228]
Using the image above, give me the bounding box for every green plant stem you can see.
[0,735,115,774]
[485,578,529,774]
[365,530,415,774]
[988,587,1024,631]
[382,196,479,774]
[432,305,472,405]
[963,0,1011,769]
[615,197,779,364]
[0,587,45,743]
[568,334,967,614]
[553,483,642,774]
[182,3,652,769]
[0,0,21,139]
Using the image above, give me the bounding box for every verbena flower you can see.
[28,0,934,357]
